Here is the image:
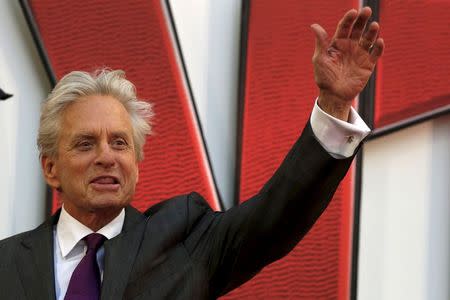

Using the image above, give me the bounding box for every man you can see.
[0,7,383,299]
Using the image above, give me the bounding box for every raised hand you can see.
[311,7,384,121]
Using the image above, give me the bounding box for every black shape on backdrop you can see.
[0,88,13,100]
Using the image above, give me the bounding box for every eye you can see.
[76,140,93,151]
[112,138,128,149]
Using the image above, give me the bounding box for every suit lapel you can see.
[101,206,147,300]
[14,206,148,299]
[16,212,59,300]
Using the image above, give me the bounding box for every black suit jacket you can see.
[0,123,355,299]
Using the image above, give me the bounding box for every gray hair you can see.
[37,69,153,161]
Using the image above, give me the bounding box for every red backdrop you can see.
[27,0,220,212]
[374,0,450,128]
[225,1,356,299]
[24,0,387,299]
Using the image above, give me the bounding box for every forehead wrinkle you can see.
[63,110,132,138]
[57,95,136,154]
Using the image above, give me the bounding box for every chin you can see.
[87,196,129,210]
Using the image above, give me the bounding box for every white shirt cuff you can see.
[310,99,371,159]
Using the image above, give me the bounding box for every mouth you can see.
[90,175,120,191]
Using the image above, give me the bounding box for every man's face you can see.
[42,95,139,218]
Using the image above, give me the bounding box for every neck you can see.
[63,203,123,231]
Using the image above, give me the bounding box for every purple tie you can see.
[65,233,106,300]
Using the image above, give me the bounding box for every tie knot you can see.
[84,233,106,251]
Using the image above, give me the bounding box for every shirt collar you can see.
[56,205,125,258]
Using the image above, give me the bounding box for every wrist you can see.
[317,91,353,122]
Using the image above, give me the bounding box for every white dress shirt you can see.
[311,99,371,158]
[52,101,370,299]
[53,207,125,300]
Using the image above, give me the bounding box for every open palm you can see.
[311,8,384,104]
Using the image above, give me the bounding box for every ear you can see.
[41,155,61,189]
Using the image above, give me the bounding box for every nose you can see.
[94,142,116,168]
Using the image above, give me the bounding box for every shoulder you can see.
[0,215,54,253]
[0,225,46,265]
[0,232,26,266]
[142,192,214,233]
[0,231,27,250]
[143,192,211,216]
[0,220,48,245]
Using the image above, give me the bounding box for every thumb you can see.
[310,24,329,53]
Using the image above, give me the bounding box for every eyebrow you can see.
[68,134,96,147]
[110,131,132,139]
[71,133,95,141]
[70,131,132,142]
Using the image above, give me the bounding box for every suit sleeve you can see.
[183,121,356,298]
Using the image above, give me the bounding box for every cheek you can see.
[129,165,139,186]
[121,158,139,185]
[121,165,138,199]
[61,158,92,182]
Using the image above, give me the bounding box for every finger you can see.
[334,9,358,39]
[311,23,329,53]
[359,21,379,51]
[350,7,372,40]
[369,38,384,63]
